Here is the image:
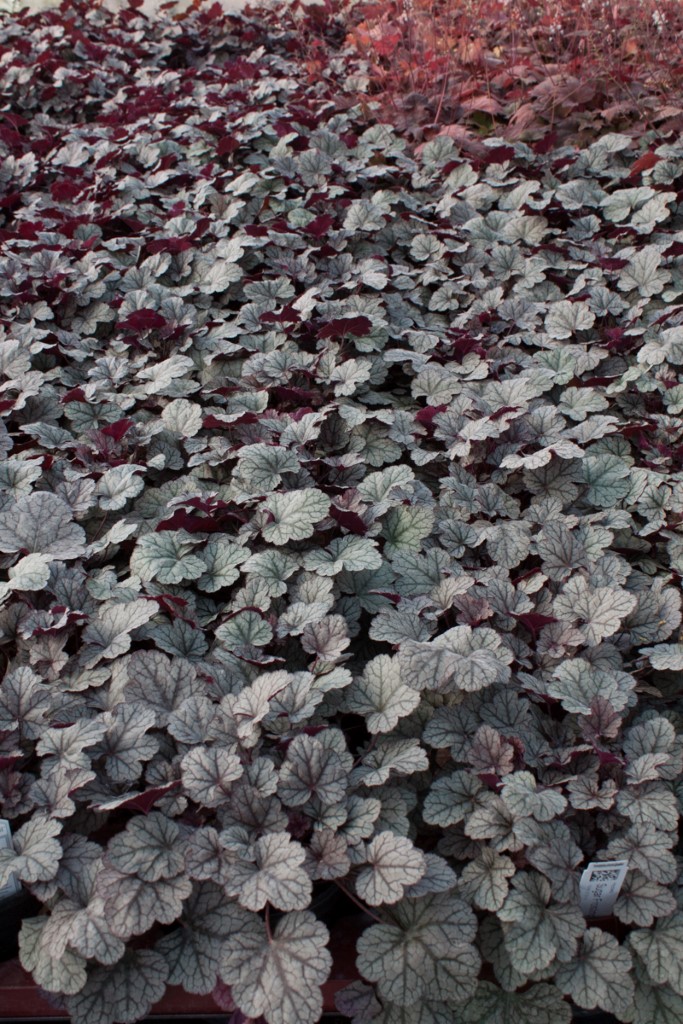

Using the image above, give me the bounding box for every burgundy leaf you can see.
[146,238,192,255]
[304,214,335,237]
[477,772,502,790]
[155,508,242,533]
[217,137,239,157]
[270,385,323,406]
[287,406,316,421]
[593,747,626,768]
[533,131,559,154]
[415,404,448,432]
[155,510,216,533]
[101,418,134,442]
[260,306,301,325]
[627,151,661,177]
[367,590,400,604]
[50,179,83,203]
[512,612,558,635]
[90,781,181,814]
[119,309,166,332]
[61,387,87,403]
[329,505,368,535]
[317,316,372,339]
[490,405,521,422]
[444,331,486,362]
[141,593,189,618]
[211,981,236,1013]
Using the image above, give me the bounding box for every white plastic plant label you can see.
[579,859,628,919]
[0,819,21,901]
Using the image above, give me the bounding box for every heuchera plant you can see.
[0,2,683,1023]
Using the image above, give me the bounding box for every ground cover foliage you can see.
[340,0,683,147]
[0,1,683,1023]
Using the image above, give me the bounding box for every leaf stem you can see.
[88,511,109,545]
[334,880,384,924]
[265,902,273,942]
[352,735,377,769]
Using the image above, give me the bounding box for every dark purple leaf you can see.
[119,309,167,332]
[317,316,372,339]
[304,214,335,237]
[329,505,368,535]
[90,781,181,814]
[211,981,236,1013]
[101,419,135,442]
[512,612,558,635]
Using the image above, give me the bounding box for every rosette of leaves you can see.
[1,2,683,1023]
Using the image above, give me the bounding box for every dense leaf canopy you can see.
[1,2,683,1024]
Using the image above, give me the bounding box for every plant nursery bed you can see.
[0,963,623,1024]
[0,960,353,1018]
[0,958,220,1018]
[0,958,623,1024]
[1,3,683,1024]
[0,923,360,1017]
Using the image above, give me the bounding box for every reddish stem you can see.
[334,880,384,924]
